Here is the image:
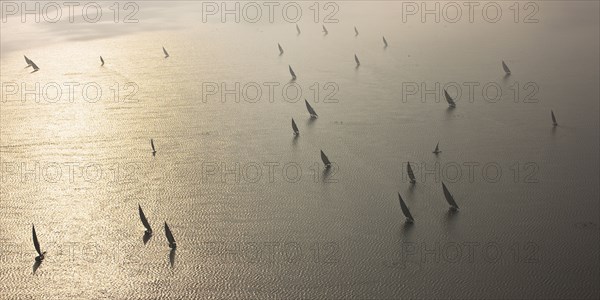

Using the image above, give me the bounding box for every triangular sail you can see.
[30,60,39,71]
[100,56,104,66]
[138,205,152,233]
[296,24,301,34]
[32,224,42,256]
[444,90,456,107]
[278,43,284,54]
[322,25,328,34]
[24,55,32,67]
[407,162,416,183]
[442,182,459,209]
[354,26,359,36]
[383,36,388,47]
[289,65,296,80]
[163,47,169,58]
[398,193,414,221]
[291,118,299,134]
[434,142,440,153]
[551,110,557,126]
[320,150,331,166]
[150,139,156,152]
[305,100,318,117]
[502,61,511,74]
[164,222,176,245]
[355,54,360,66]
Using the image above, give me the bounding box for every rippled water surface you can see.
[1,1,599,299]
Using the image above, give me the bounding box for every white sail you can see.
[320,150,331,167]
[398,193,414,223]
[502,60,511,74]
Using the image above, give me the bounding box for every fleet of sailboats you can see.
[18,23,571,274]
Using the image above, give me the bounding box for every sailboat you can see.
[383,36,388,48]
[278,43,284,55]
[322,25,328,35]
[502,60,511,74]
[163,47,169,58]
[398,193,414,223]
[433,142,441,154]
[442,182,459,211]
[24,55,32,68]
[320,150,332,168]
[354,26,359,36]
[138,205,153,235]
[291,118,299,135]
[289,65,297,80]
[296,24,301,35]
[30,60,40,73]
[444,89,456,108]
[354,54,360,67]
[407,162,416,184]
[150,139,156,156]
[100,56,104,66]
[551,110,558,126]
[32,224,45,262]
[305,99,318,118]
[164,222,177,249]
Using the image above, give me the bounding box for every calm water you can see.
[1,1,599,299]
